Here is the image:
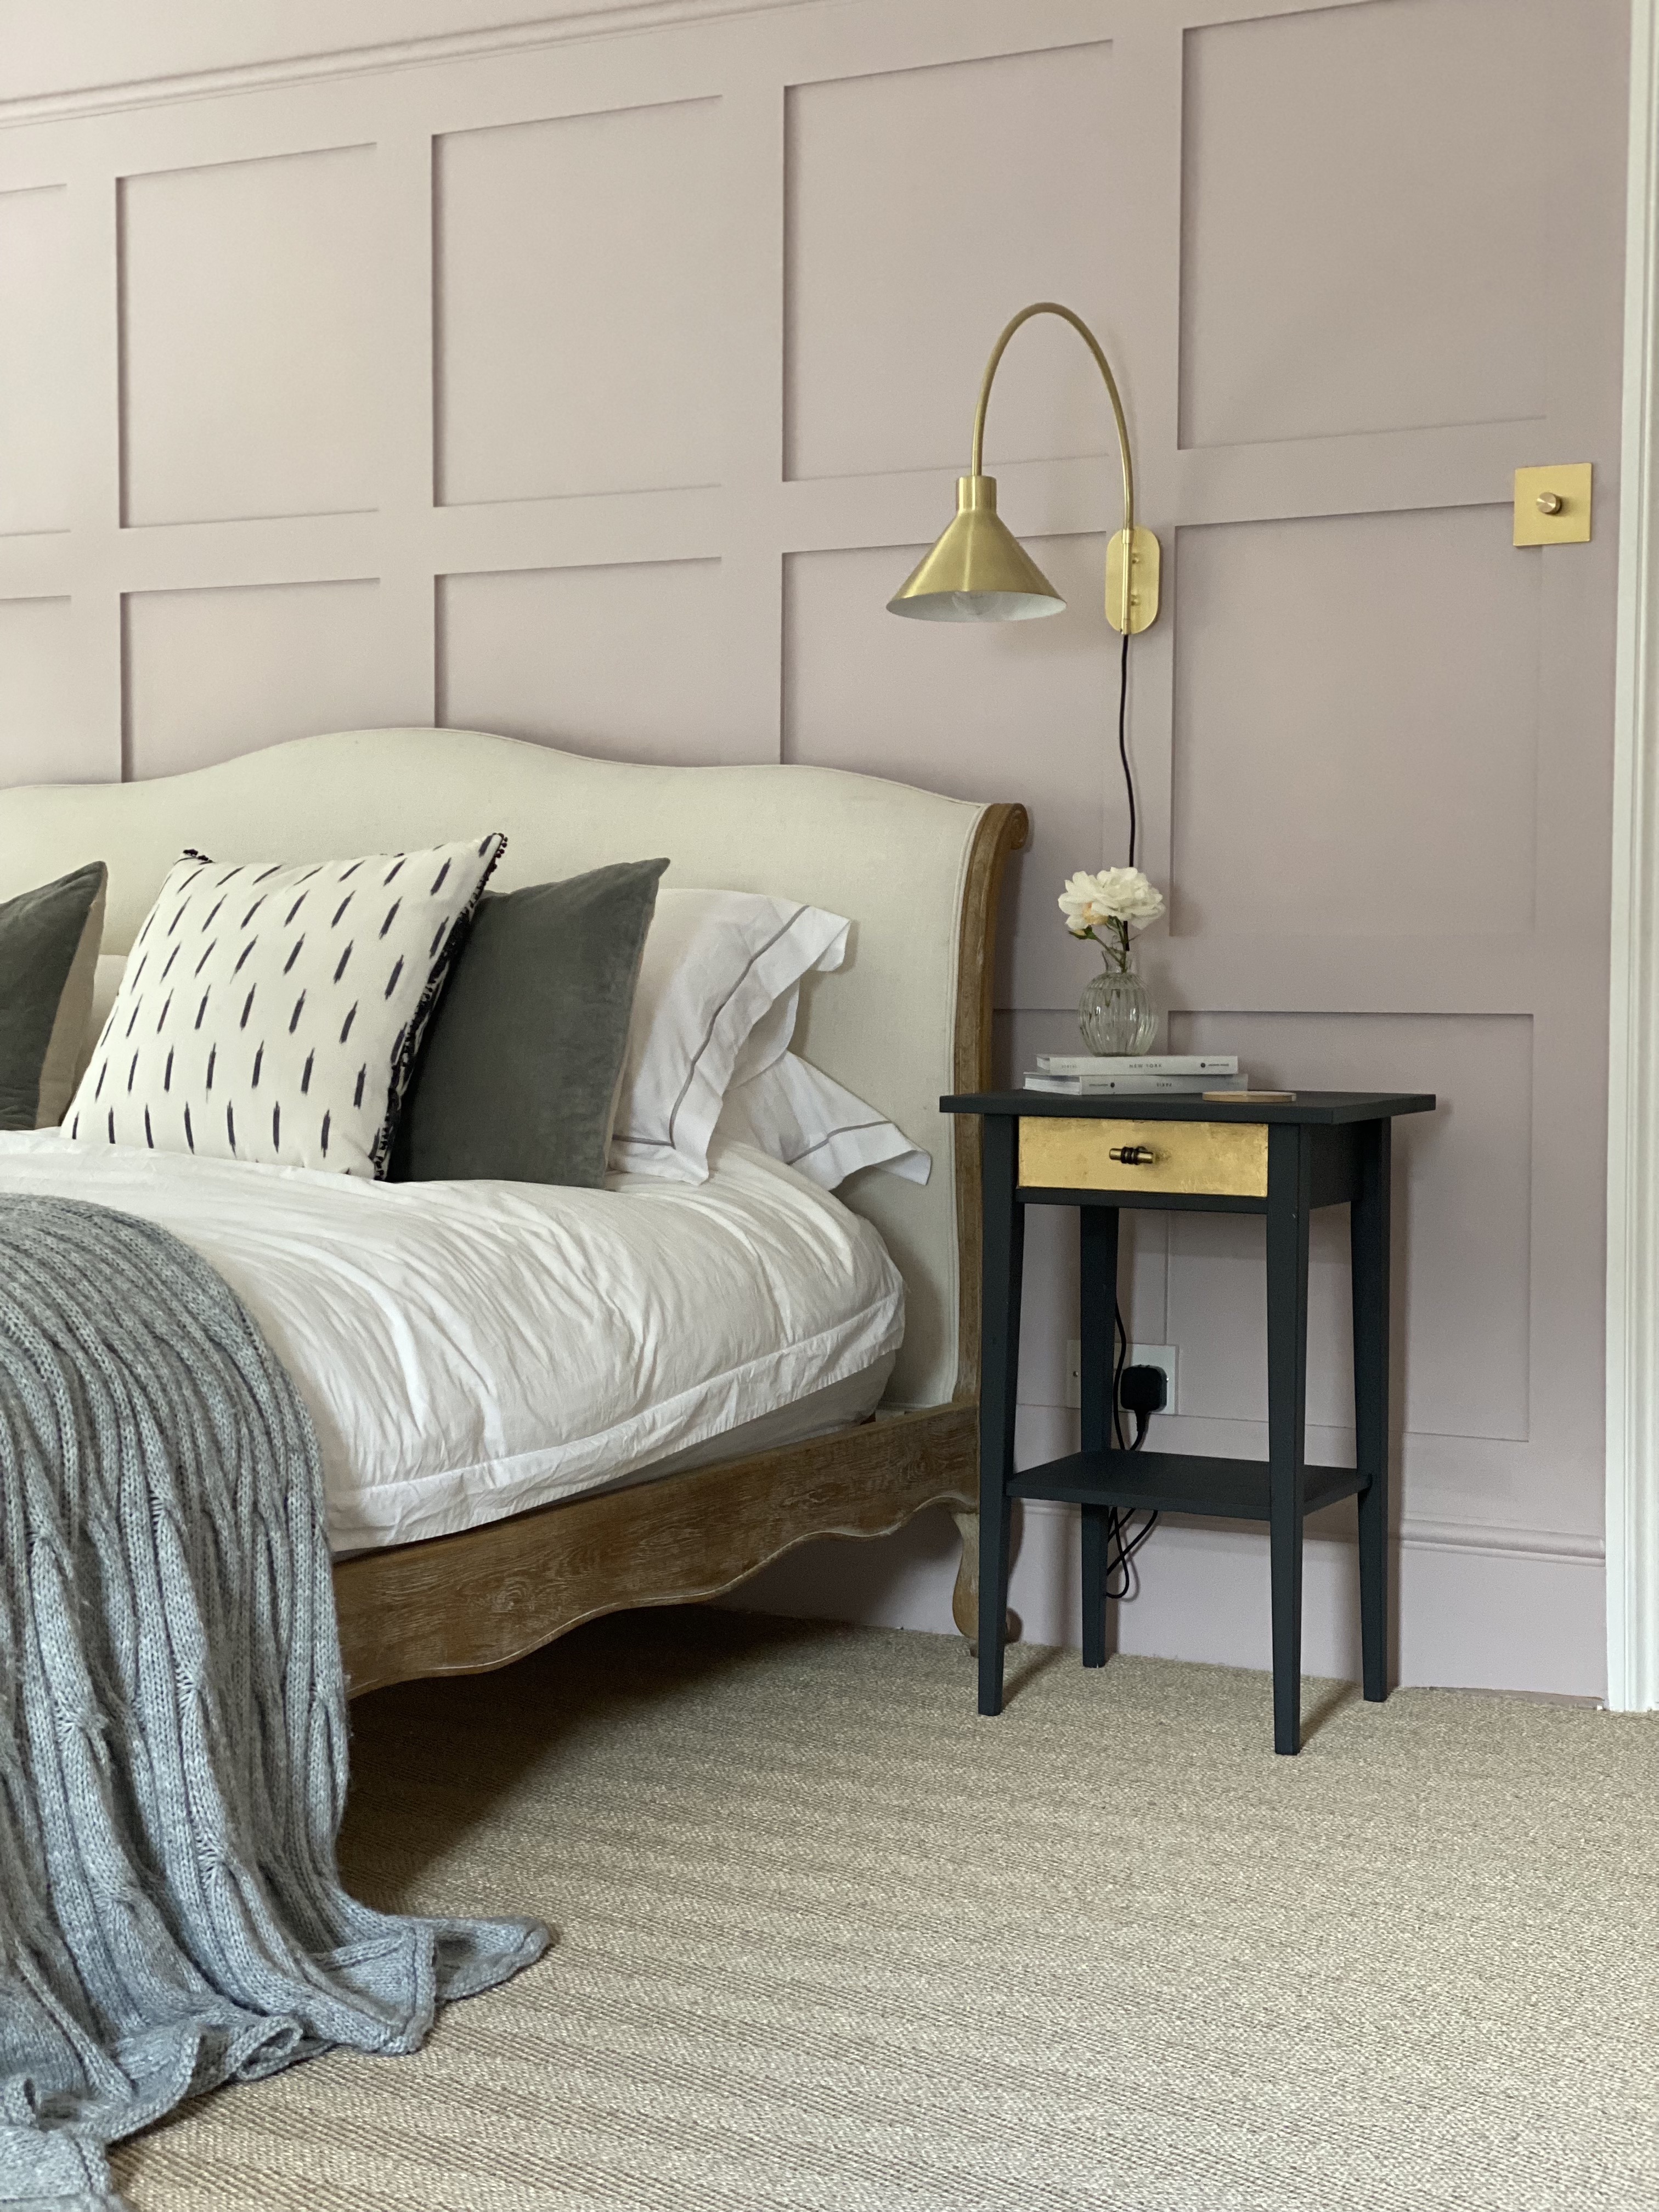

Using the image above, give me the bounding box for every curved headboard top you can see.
[0,727,1026,1411]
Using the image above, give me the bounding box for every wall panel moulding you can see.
[0,0,1630,1700]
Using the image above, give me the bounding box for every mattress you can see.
[0,1132,904,1552]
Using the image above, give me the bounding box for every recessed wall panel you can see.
[125,579,382,779]
[1181,0,1547,447]
[786,44,1118,481]
[786,535,1123,1009]
[1164,1012,1531,1448]
[438,559,729,763]
[0,187,74,538]
[436,100,722,506]
[1171,506,1538,939]
[0,597,101,785]
[121,146,379,526]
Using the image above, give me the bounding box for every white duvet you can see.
[0,1132,904,1553]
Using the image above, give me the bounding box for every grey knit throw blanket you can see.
[0,1196,549,2211]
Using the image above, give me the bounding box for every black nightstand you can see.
[941,1089,1436,1754]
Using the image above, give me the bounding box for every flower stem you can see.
[1089,918,1132,974]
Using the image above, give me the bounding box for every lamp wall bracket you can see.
[1107,526,1161,634]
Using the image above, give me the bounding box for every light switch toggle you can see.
[1514,464,1592,545]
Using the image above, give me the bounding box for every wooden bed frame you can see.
[0,725,1026,1700]
[332,798,1027,1695]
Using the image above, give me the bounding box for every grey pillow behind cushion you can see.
[0,861,107,1131]
[396,857,668,1187]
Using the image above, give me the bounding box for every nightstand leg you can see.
[1267,1126,1312,1756]
[1079,1205,1120,1668]
[1353,1121,1392,1703]
[978,1117,1024,1716]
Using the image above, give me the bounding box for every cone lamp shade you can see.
[887,475,1065,622]
[885,301,1160,634]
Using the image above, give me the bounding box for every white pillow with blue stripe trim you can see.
[608,888,849,1184]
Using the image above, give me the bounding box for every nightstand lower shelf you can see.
[1010,1452,1364,1521]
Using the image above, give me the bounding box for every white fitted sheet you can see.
[0,1132,905,1553]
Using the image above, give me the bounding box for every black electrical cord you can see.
[1116,627,1136,869]
[1102,1293,1158,1600]
[1103,1506,1159,1602]
[1101,628,1158,1602]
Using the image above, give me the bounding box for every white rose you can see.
[1058,866,1165,934]
[1058,871,1104,936]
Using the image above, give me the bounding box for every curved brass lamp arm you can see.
[970,301,1135,532]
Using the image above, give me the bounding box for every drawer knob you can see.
[1108,1143,1159,1166]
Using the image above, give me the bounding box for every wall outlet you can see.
[1064,1340,1177,1413]
[1129,1343,1177,1413]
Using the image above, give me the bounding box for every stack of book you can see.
[1023,1052,1244,1097]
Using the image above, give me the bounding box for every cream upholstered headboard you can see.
[0,728,1024,1410]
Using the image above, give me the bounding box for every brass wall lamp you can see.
[887,302,1160,631]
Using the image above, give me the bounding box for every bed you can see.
[0,727,1026,1695]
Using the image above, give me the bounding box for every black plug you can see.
[1118,1364,1167,1417]
[1116,1363,1167,1452]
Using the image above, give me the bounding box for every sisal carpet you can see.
[114,1608,1659,2212]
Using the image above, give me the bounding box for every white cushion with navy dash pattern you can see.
[67,836,505,1178]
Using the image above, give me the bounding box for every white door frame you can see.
[1607,0,1659,1711]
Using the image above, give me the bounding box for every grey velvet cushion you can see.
[0,861,107,1131]
[396,857,668,1187]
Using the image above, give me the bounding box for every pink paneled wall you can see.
[0,0,1630,1693]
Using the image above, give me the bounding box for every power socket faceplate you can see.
[1127,1343,1177,1412]
[1064,1341,1177,1412]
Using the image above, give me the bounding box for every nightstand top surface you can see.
[941,1090,1436,1126]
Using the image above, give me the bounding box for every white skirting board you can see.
[726,1423,1608,1702]
[727,1507,1606,1701]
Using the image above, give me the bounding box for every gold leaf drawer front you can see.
[1018,1117,1268,1198]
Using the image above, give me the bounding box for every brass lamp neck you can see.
[969,301,1136,533]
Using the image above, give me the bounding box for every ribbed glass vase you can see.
[1078,961,1158,1056]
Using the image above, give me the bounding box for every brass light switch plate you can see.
[1514,464,1592,546]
